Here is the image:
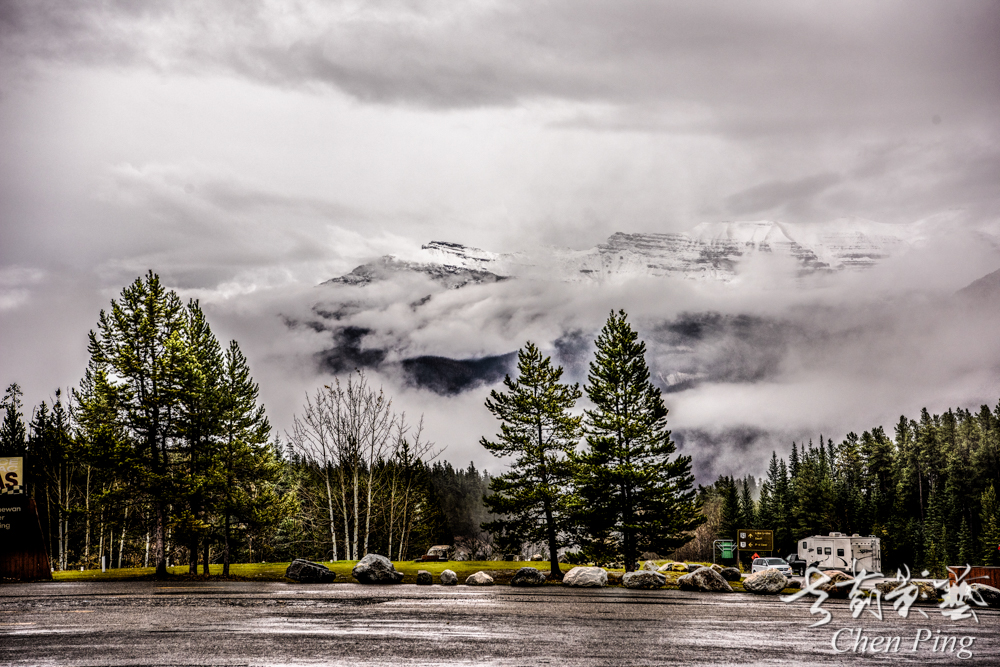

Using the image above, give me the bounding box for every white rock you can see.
[743,568,788,595]
[563,566,608,588]
[465,571,494,586]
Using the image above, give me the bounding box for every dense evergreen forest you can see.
[677,408,1000,576]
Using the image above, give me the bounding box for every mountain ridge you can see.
[328,218,921,286]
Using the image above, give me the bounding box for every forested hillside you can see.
[684,408,1000,575]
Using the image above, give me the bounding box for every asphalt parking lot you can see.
[1,580,996,666]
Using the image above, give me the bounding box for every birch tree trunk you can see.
[118,505,129,569]
[324,464,338,561]
[84,466,91,567]
[352,467,359,560]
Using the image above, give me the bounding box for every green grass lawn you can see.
[52,559,800,592]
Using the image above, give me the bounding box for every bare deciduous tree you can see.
[289,371,438,560]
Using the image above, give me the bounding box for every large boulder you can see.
[664,562,689,573]
[285,559,336,583]
[744,568,788,595]
[466,571,494,586]
[452,548,471,562]
[416,570,433,585]
[352,554,404,584]
[563,566,608,588]
[510,567,548,587]
[720,567,742,582]
[806,570,854,599]
[426,545,450,559]
[531,554,544,561]
[623,570,666,589]
[678,566,733,593]
[440,569,458,586]
[970,583,1000,608]
[641,560,659,572]
[874,579,939,602]
[709,563,723,573]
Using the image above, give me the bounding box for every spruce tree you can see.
[980,484,1000,566]
[77,271,188,577]
[481,342,581,579]
[957,517,975,566]
[573,311,701,571]
[175,300,225,574]
[757,464,776,531]
[0,383,27,456]
[219,340,273,575]
[717,476,741,542]
[739,477,757,529]
[923,488,948,577]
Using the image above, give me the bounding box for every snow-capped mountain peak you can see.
[328,219,921,287]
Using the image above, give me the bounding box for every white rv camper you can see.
[797,532,881,574]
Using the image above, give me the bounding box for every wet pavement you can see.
[1,580,997,666]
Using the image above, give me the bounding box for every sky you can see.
[1,0,999,481]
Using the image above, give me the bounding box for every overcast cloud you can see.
[1,0,998,481]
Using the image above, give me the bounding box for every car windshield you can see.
[766,558,786,565]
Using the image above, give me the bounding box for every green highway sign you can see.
[738,529,773,551]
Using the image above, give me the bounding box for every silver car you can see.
[751,557,793,575]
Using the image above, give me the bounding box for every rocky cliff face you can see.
[329,219,917,286]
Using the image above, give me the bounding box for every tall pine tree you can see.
[980,484,1000,566]
[219,340,275,575]
[0,383,27,457]
[481,342,581,579]
[78,271,187,576]
[573,311,701,571]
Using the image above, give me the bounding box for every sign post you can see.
[0,456,52,581]
[713,540,736,565]
[737,529,774,570]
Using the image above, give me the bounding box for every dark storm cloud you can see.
[4,0,998,126]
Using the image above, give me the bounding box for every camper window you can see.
[824,547,831,555]
[802,542,807,549]
[837,548,844,557]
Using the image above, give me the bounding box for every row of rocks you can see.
[285,557,738,589]
[285,557,1000,606]
[419,567,553,586]
[286,556,552,587]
